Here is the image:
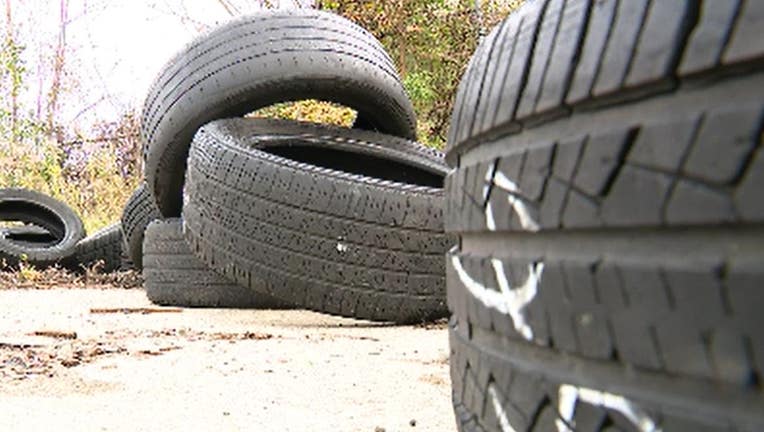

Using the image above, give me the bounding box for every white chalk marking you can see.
[492,259,544,341]
[556,385,579,432]
[488,384,517,432]
[486,202,497,231]
[556,385,662,432]
[451,168,546,341]
[452,255,512,316]
[492,172,540,232]
[451,254,543,341]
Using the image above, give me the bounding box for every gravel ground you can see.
[0,288,454,431]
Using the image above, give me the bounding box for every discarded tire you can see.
[70,223,127,273]
[446,1,764,431]
[143,219,291,309]
[142,9,417,217]
[121,184,161,270]
[183,118,451,323]
[0,188,85,268]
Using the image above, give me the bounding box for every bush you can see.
[318,0,522,148]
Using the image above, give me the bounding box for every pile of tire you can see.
[445,1,764,431]
[126,9,451,322]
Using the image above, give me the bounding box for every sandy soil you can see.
[0,288,454,432]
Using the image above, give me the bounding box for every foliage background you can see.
[0,1,521,232]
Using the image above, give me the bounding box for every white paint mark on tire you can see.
[486,202,497,231]
[464,167,658,432]
[488,384,517,432]
[452,254,543,340]
[452,255,513,316]
[556,385,579,432]
[451,166,546,342]
[492,258,544,341]
[556,385,662,432]
[492,171,540,232]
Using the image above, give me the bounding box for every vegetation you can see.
[0,1,519,232]
[319,0,521,147]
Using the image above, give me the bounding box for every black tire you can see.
[445,1,764,431]
[183,118,451,323]
[121,184,161,270]
[69,223,127,273]
[143,219,291,309]
[0,188,85,268]
[142,9,417,217]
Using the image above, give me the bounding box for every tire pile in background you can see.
[1,3,763,431]
[0,9,451,324]
[132,8,451,323]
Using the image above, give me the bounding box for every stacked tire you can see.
[445,1,764,431]
[135,9,451,320]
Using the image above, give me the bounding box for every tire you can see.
[183,118,451,323]
[69,223,127,273]
[143,219,291,309]
[445,1,764,431]
[121,184,161,270]
[0,188,85,268]
[142,9,417,217]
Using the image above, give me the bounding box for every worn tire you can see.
[446,1,764,431]
[142,9,417,217]
[0,188,85,268]
[69,223,127,273]
[183,118,451,323]
[121,184,161,270]
[143,219,290,309]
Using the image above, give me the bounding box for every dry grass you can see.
[0,263,142,291]
[0,142,140,235]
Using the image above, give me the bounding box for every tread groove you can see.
[489,16,524,129]
[510,0,552,123]
[530,0,566,112]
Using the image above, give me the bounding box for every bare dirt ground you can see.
[0,283,454,431]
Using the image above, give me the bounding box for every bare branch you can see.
[216,0,239,16]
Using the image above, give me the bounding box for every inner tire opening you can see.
[3,226,58,246]
[261,145,444,188]
[0,201,67,243]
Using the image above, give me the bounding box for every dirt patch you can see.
[0,288,455,431]
[1,327,283,382]
[1,339,126,380]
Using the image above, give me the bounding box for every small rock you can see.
[410,419,417,427]
[374,428,386,432]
